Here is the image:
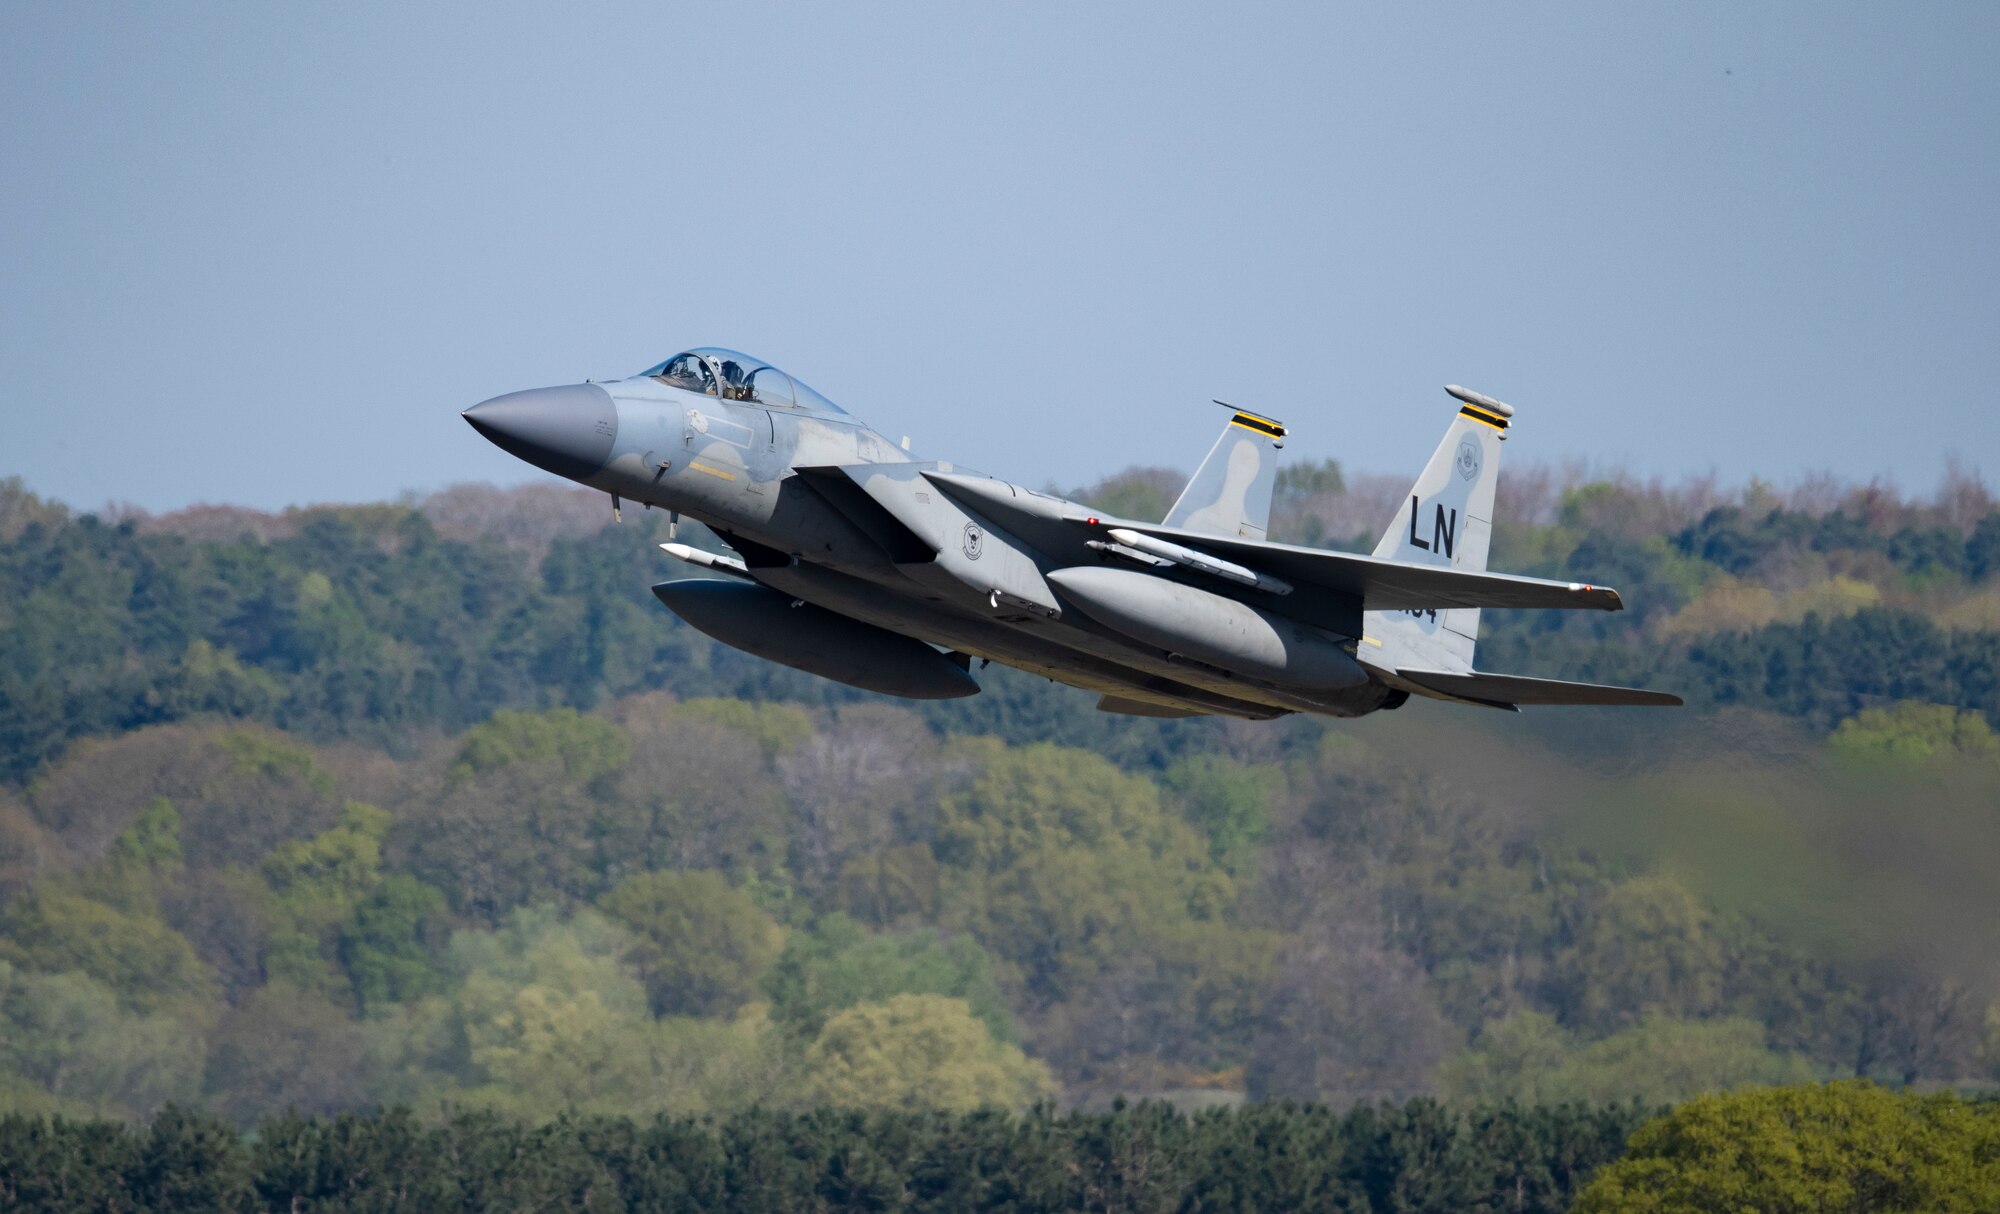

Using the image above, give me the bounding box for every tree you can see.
[24,723,340,872]
[775,704,934,896]
[1572,1081,2000,1213]
[801,994,1054,1112]
[341,874,448,1011]
[597,870,784,1018]
[450,707,630,785]
[1831,701,2000,762]
[762,913,1014,1042]
[1437,1011,1574,1104]
[1159,754,1274,875]
[0,792,53,906]
[1073,467,1185,524]
[203,982,369,1124]
[112,797,182,869]
[1557,875,1728,1034]
[669,697,814,759]
[0,962,206,1118]
[1246,922,1451,1106]
[261,802,392,1000]
[933,743,1235,1004]
[605,714,790,879]
[1545,1015,1817,1108]
[0,889,214,1014]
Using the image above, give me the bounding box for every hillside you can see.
[0,467,1996,1123]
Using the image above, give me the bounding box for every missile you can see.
[660,542,750,577]
[1444,384,1514,416]
[1104,528,1292,595]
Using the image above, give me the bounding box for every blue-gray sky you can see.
[3,4,1994,512]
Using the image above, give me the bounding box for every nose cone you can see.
[463,383,618,481]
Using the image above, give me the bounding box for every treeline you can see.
[0,1098,1648,1214]
[3,694,1997,1125]
[6,465,2000,783]
[3,471,1999,1128]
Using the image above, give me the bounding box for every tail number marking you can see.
[1406,497,1458,560]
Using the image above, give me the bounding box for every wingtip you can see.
[1567,583,1625,611]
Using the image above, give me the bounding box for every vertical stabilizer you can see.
[1163,405,1286,540]
[1363,386,1511,673]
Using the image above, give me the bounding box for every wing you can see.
[1071,518,1625,613]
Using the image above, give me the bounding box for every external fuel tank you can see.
[1045,565,1369,692]
[651,579,980,699]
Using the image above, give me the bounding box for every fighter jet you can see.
[463,347,1680,719]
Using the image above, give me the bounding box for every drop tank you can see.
[1045,566,1369,692]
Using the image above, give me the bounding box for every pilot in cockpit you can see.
[655,353,717,396]
[716,358,751,401]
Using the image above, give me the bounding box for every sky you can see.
[3,3,1996,513]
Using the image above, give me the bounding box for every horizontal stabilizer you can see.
[1096,694,1203,719]
[1395,668,1683,708]
[1068,518,1625,613]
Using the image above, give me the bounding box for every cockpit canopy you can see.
[636,348,844,414]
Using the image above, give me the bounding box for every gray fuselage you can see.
[468,370,1392,720]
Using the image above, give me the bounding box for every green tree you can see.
[934,742,1235,1004]
[260,802,393,1001]
[0,890,214,1013]
[450,707,630,785]
[1159,754,1274,874]
[340,874,448,1011]
[1074,467,1184,524]
[369,907,684,1118]
[669,697,814,758]
[112,797,183,869]
[763,913,1015,1042]
[597,870,785,1017]
[1831,701,2000,762]
[1559,875,1728,1034]
[1560,1016,1817,1107]
[606,711,792,879]
[802,993,1054,1112]
[1437,1011,1575,1103]
[1573,1081,2000,1213]
[0,962,206,1118]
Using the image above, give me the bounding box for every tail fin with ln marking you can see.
[1363,386,1512,674]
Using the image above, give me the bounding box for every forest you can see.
[1,463,1998,1205]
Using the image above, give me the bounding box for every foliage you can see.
[1831,700,2000,762]
[202,983,368,1125]
[1158,753,1274,874]
[802,994,1055,1113]
[0,1096,1654,1213]
[0,889,214,1014]
[1572,1081,2000,1213]
[763,913,1015,1042]
[4,472,2000,1128]
[597,869,785,1017]
[1442,1012,1819,1108]
[1558,875,1728,1034]
[341,874,448,1010]
[450,707,630,785]
[0,963,206,1120]
[934,742,1236,1002]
